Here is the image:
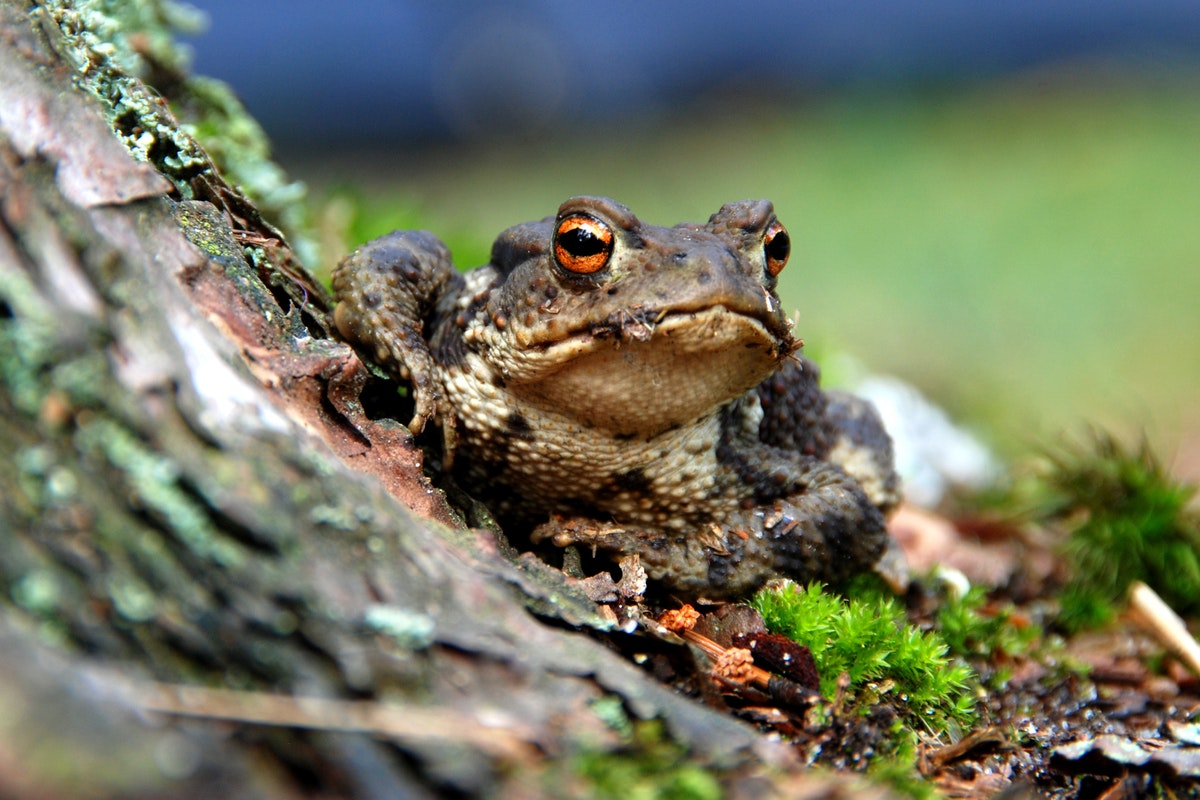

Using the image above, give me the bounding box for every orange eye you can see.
[553,213,614,275]
[763,220,790,277]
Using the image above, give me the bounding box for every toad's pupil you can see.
[766,231,790,262]
[561,227,606,256]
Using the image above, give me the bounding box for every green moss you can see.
[567,720,723,800]
[936,584,1041,661]
[931,583,1050,691]
[866,738,940,800]
[1030,432,1200,631]
[753,581,978,736]
[588,695,634,740]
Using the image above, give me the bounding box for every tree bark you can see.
[0,3,895,797]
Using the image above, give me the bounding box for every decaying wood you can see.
[0,2,829,797]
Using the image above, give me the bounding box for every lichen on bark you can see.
[0,3,804,797]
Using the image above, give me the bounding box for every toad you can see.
[332,196,899,597]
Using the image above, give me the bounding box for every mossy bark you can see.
[0,3,832,798]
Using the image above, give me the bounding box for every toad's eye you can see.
[763,220,790,277]
[554,214,614,275]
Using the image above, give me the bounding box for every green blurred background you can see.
[289,72,1200,474]
[186,3,1200,476]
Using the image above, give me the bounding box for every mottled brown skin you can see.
[332,196,899,598]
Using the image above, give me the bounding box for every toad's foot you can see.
[532,460,889,598]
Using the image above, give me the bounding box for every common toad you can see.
[332,196,899,597]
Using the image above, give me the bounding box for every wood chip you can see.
[1127,581,1200,676]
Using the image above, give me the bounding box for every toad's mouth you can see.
[501,305,798,437]
[577,301,792,349]
[515,291,796,352]
[551,303,794,357]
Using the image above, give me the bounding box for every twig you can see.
[136,682,538,761]
[921,726,1009,773]
[1127,581,1200,676]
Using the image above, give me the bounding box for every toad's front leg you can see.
[332,230,464,434]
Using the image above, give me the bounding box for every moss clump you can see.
[753,581,978,736]
[566,720,723,800]
[866,740,940,800]
[934,583,1047,691]
[936,585,1041,660]
[1033,432,1200,632]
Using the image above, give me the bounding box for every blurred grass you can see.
[291,69,1200,465]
